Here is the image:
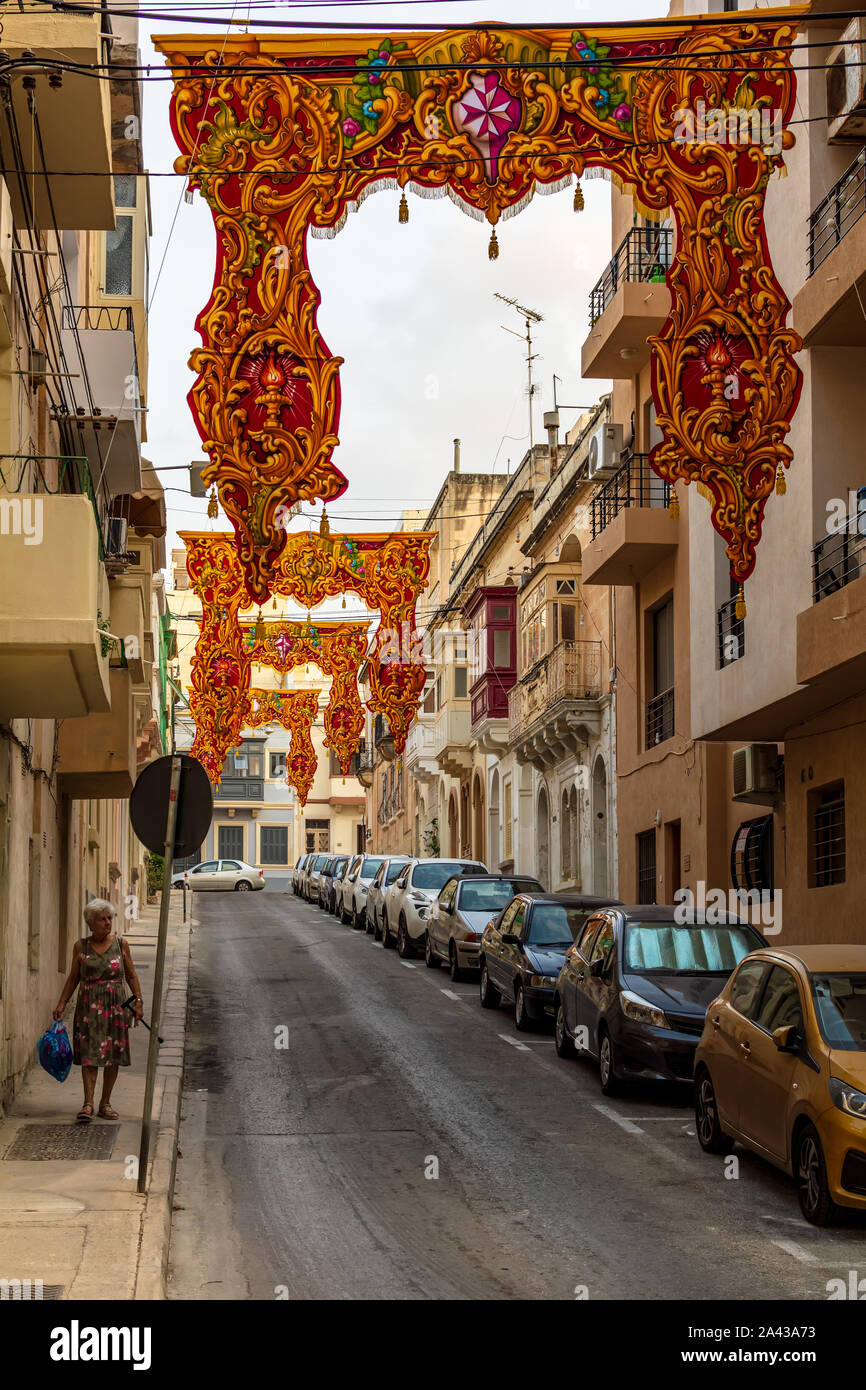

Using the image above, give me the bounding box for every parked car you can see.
[382,857,487,957]
[694,945,866,1225]
[296,853,314,899]
[339,854,386,928]
[292,854,308,896]
[306,852,329,903]
[426,873,543,979]
[480,893,618,1029]
[319,855,348,912]
[554,904,765,1094]
[184,858,265,892]
[366,855,413,938]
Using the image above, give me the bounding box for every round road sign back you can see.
[130,754,213,859]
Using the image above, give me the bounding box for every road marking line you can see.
[593,1104,644,1135]
[498,1033,530,1052]
[441,988,461,1000]
[772,1238,819,1264]
[400,961,416,970]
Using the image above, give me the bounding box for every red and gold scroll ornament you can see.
[244,687,320,806]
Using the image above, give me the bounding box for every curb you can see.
[133,910,191,1301]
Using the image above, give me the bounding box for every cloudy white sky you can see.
[140,1,661,575]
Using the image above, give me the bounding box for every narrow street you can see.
[168,894,866,1301]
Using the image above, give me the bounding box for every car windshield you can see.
[459,880,539,913]
[385,861,407,885]
[624,922,762,972]
[414,862,478,891]
[526,904,589,946]
[810,973,866,1052]
[359,858,384,880]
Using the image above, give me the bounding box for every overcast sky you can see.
[141,1,661,588]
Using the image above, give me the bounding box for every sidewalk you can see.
[0,894,191,1300]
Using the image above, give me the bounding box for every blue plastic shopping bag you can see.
[37,1021,73,1083]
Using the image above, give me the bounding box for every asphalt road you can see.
[167,890,866,1301]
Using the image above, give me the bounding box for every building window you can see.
[637,830,657,904]
[809,783,845,888]
[269,752,286,780]
[260,826,289,864]
[520,579,547,672]
[218,825,244,860]
[731,815,774,894]
[454,666,468,699]
[646,597,675,747]
[503,779,513,859]
[105,216,133,296]
[114,174,137,207]
[225,741,264,779]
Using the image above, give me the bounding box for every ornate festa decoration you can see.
[243,687,320,805]
[158,21,802,601]
[182,528,432,773]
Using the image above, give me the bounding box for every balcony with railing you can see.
[404,714,439,780]
[794,146,866,346]
[0,453,111,718]
[582,227,672,378]
[60,303,143,495]
[717,596,745,669]
[797,522,866,697]
[646,687,675,748]
[583,455,678,587]
[508,640,605,770]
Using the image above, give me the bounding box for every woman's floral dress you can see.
[73,935,131,1068]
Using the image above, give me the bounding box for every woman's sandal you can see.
[97,1103,118,1120]
[76,1104,94,1124]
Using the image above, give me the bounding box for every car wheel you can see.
[796,1123,838,1227]
[424,932,440,968]
[514,983,533,1032]
[235,881,252,892]
[479,960,500,1009]
[340,901,349,925]
[598,1027,622,1096]
[365,910,374,936]
[382,914,395,949]
[353,908,365,932]
[397,918,413,958]
[695,1068,729,1154]
[449,944,463,983]
[554,1001,574,1059]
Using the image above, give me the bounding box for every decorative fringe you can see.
[668,487,680,519]
[696,480,712,502]
[488,228,499,260]
[775,464,786,495]
[207,487,218,519]
[573,180,584,212]
[735,585,747,621]
[398,192,408,224]
[310,174,575,241]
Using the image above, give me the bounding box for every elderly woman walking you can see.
[54,900,144,1123]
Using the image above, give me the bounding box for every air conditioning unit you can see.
[732,744,781,804]
[587,422,624,481]
[104,516,128,557]
[826,17,866,142]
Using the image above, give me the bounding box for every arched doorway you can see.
[448,793,458,857]
[488,769,500,870]
[537,785,550,891]
[592,756,609,895]
[472,773,485,865]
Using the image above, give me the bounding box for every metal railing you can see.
[62,304,135,332]
[813,525,865,603]
[808,146,866,276]
[646,687,675,748]
[508,640,603,740]
[717,596,745,667]
[0,453,105,557]
[590,454,670,540]
[589,226,672,326]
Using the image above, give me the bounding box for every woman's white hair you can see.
[83,898,116,926]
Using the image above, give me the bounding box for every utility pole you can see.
[495,293,544,450]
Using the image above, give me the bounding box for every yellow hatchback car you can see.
[694,946,866,1225]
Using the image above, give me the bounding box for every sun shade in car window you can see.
[624,923,761,972]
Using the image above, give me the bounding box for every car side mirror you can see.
[772,1024,801,1053]
[589,958,606,978]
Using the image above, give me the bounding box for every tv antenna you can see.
[495,293,544,449]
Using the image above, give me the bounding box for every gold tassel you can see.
[319,508,330,538]
[207,487,218,519]
[341,596,346,609]
[488,228,499,261]
[573,181,584,212]
[735,585,747,621]
[776,464,786,496]
[272,596,277,611]
[398,192,408,224]
[668,486,680,519]
[254,608,265,640]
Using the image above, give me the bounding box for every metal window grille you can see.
[717,596,746,667]
[646,688,675,747]
[812,786,846,888]
[637,830,657,905]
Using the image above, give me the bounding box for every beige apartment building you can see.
[0,7,171,1109]
[577,0,866,940]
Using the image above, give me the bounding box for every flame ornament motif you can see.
[158,19,801,596]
